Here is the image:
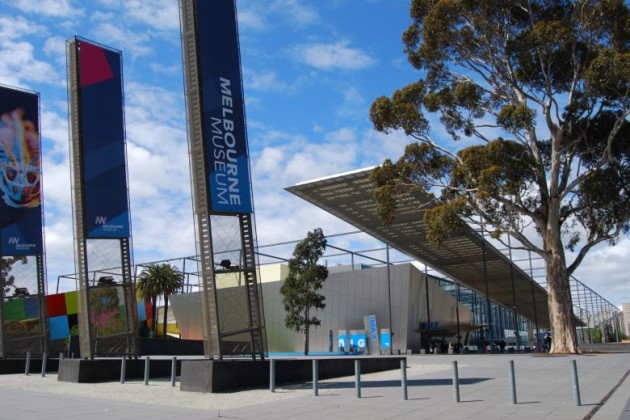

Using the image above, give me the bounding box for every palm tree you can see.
[136,264,183,338]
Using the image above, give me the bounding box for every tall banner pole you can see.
[67,37,137,358]
[180,0,222,358]
[0,85,46,357]
[180,0,265,359]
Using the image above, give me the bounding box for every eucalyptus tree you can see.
[370,0,629,353]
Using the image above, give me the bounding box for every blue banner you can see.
[381,329,392,349]
[76,40,130,238]
[195,0,253,214]
[0,86,43,255]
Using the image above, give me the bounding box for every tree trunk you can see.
[163,294,169,338]
[151,297,157,339]
[545,234,580,354]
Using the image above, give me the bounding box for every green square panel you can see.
[65,291,78,315]
[3,299,25,321]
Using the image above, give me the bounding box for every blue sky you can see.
[1,0,628,307]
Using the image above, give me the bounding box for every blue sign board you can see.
[76,39,130,238]
[0,86,43,255]
[195,0,253,214]
[338,331,348,351]
[381,329,392,349]
[350,330,367,352]
[363,314,380,355]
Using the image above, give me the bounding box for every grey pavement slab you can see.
[226,353,629,420]
[0,353,627,419]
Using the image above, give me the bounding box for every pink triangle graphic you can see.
[79,41,114,87]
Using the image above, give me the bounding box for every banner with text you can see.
[0,86,43,255]
[195,0,253,214]
[76,39,130,238]
[363,314,380,355]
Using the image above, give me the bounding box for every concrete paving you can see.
[0,352,627,419]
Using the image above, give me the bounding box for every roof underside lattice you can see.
[286,168,550,329]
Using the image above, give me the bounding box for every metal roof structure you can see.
[286,168,550,329]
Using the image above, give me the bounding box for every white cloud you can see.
[293,40,375,71]
[43,37,67,66]
[11,0,83,17]
[570,237,630,306]
[243,69,288,93]
[325,127,356,142]
[0,42,61,87]
[0,16,44,40]
[239,0,320,30]
[123,0,180,31]
[0,16,62,86]
[91,22,153,57]
[238,9,268,31]
[359,128,410,166]
[149,62,181,76]
[270,0,320,26]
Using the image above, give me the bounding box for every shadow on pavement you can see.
[316,377,492,389]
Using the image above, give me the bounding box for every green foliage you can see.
[279,228,328,355]
[370,0,630,354]
[370,0,630,270]
[588,327,603,343]
[136,263,183,338]
[1,256,27,295]
[63,324,80,350]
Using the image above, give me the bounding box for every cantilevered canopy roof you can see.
[286,167,550,329]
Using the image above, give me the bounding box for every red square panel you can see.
[46,293,67,318]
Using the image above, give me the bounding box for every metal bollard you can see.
[312,360,319,396]
[59,352,64,360]
[144,357,150,385]
[453,360,460,402]
[508,360,517,404]
[120,356,127,384]
[270,359,276,392]
[401,359,408,400]
[355,360,361,398]
[41,352,47,377]
[25,351,31,375]
[171,357,177,387]
[571,360,581,406]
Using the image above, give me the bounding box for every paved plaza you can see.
[0,353,628,419]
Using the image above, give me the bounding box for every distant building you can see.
[170,262,545,354]
[622,303,630,337]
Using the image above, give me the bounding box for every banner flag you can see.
[75,39,130,238]
[0,86,43,255]
[195,0,253,214]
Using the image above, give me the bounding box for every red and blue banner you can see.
[75,39,130,238]
[0,86,43,255]
[195,0,253,214]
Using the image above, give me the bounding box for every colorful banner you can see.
[0,86,43,255]
[195,0,253,214]
[76,39,130,238]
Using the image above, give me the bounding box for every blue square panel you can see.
[23,297,39,319]
[48,315,69,340]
